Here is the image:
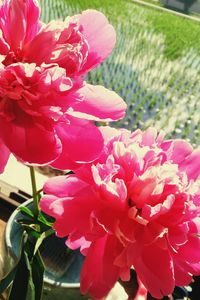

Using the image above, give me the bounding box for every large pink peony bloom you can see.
[41,127,200,299]
[0,0,126,172]
[0,0,116,78]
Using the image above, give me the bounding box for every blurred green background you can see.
[40,0,200,146]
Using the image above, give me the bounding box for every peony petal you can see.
[169,140,193,164]
[0,119,62,165]
[135,277,148,300]
[23,0,41,44]
[0,0,40,50]
[53,117,103,170]
[173,249,200,284]
[142,195,175,221]
[179,148,200,180]
[81,235,120,299]
[92,164,127,211]
[133,244,175,299]
[77,9,116,74]
[0,137,10,173]
[173,260,193,286]
[178,226,200,263]
[50,150,80,171]
[99,126,121,143]
[141,127,157,146]
[39,194,58,218]
[23,27,57,65]
[168,223,189,249]
[0,29,9,55]
[66,236,91,255]
[41,191,97,239]
[184,262,200,275]
[43,175,88,198]
[67,84,127,122]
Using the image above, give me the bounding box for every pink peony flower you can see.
[0,0,116,78]
[0,0,126,172]
[40,126,200,299]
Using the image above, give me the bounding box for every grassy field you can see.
[40,0,200,146]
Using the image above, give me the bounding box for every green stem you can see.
[29,166,39,218]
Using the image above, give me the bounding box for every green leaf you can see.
[0,231,28,294]
[17,219,36,226]
[33,229,54,256]
[31,252,44,300]
[38,211,54,228]
[18,206,54,229]
[18,206,34,219]
[16,224,41,239]
[8,238,45,300]
[18,209,54,229]
[25,228,41,239]
[8,247,34,300]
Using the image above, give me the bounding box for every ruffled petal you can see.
[0,29,9,55]
[99,126,121,143]
[43,175,88,198]
[81,235,120,299]
[23,0,41,44]
[66,236,91,255]
[133,244,175,299]
[141,127,158,147]
[178,220,200,263]
[39,194,58,218]
[179,148,200,180]
[0,0,40,50]
[77,9,116,74]
[67,84,127,122]
[169,140,193,164]
[0,137,10,173]
[142,195,175,221]
[23,27,57,65]
[40,190,97,239]
[173,260,193,286]
[24,19,88,76]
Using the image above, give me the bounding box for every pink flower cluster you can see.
[41,127,200,299]
[1,1,200,299]
[0,0,126,172]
